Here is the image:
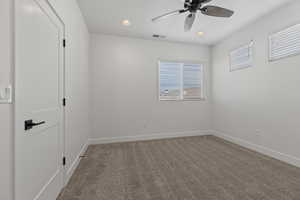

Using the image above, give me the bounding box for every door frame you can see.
[13,0,67,198]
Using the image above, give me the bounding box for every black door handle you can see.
[25,120,46,131]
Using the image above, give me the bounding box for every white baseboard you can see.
[89,130,212,145]
[212,130,300,168]
[65,140,89,185]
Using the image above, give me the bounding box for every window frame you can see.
[158,60,206,101]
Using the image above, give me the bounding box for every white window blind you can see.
[159,61,204,101]
[183,64,203,100]
[159,62,182,100]
[269,24,300,61]
[230,41,253,71]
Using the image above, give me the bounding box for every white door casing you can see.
[15,0,65,200]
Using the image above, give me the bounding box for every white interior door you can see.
[15,0,65,200]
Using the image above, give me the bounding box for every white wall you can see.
[0,0,90,199]
[0,0,13,199]
[212,0,300,166]
[90,34,211,141]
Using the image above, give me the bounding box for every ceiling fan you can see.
[152,0,234,32]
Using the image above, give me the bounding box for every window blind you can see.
[269,23,300,61]
[183,64,203,99]
[230,41,253,71]
[159,62,182,100]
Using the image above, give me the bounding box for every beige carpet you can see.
[58,136,300,200]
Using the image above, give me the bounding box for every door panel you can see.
[15,0,65,200]
[20,2,60,111]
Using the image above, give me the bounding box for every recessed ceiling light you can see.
[197,32,204,36]
[122,19,131,26]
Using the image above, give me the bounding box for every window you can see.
[230,41,253,71]
[269,23,300,61]
[159,61,204,101]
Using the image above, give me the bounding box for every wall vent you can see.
[153,34,166,39]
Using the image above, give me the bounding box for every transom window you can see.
[269,23,300,61]
[230,41,254,71]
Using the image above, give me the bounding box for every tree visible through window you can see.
[159,61,204,101]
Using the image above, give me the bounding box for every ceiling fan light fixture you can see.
[122,19,131,26]
[197,31,204,36]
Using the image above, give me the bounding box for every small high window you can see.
[230,41,254,71]
[269,24,300,61]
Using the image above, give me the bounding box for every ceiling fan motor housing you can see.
[185,0,206,12]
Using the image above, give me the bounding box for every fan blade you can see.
[184,0,191,6]
[152,9,186,22]
[201,6,234,18]
[184,13,196,32]
[201,0,212,3]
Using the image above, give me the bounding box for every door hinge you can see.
[63,157,66,166]
[63,39,66,48]
[63,98,66,107]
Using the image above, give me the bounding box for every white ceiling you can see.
[77,0,294,45]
